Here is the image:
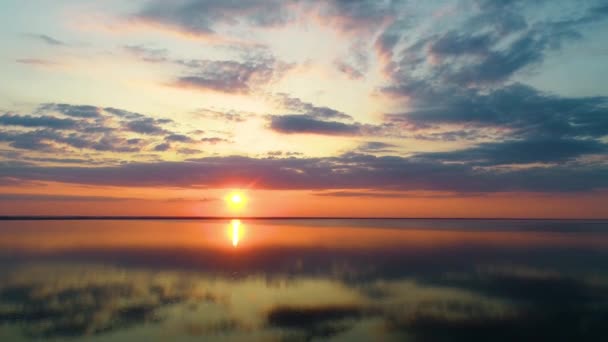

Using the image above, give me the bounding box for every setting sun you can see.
[231,194,242,204]
[225,191,247,211]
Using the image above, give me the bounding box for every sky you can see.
[0,0,607,218]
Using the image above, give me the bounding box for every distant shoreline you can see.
[0,216,606,221]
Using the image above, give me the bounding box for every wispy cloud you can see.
[23,33,65,46]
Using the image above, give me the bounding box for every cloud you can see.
[23,33,65,46]
[333,40,370,80]
[420,138,607,165]
[192,108,255,122]
[385,83,608,140]
[165,134,194,143]
[133,0,398,40]
[314,191,409,198]
[122,42,291,95]
[0,194,139,202]
[267,94,375,136]
[38,103,101,118]
[135,0,293,37]
[381,1,608,91]
[15,58,59,67]
[355,141,398,153]
[0,104,204,154]
[384,82,608,166]
[0,267,220,338]
[273,93,352,120]
[199,137,227,144]
[174,55,289,94]
[125,117,169,135]
[123,44,169,63]
[1,153,607,193]
[0,114,77,129]
[334,59,364,79]
[269,115,362,135]
[153,142,171,151]
[0,193,217,203]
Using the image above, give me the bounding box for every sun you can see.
[231,193,242,204]
[226,191,246,210]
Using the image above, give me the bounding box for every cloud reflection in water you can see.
[0,219,607,341]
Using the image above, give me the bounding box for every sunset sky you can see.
[1,0,607,217]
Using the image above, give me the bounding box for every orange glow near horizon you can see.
[3,220,608,252]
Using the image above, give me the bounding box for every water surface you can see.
[1,219,607,341]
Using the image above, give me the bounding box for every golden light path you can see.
[231,219,241,247]
[225,191,246,247]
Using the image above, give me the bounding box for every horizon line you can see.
[0,216,606,221]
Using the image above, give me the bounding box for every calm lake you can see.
[1,219,607,341]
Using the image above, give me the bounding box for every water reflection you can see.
[0,219,607,341]
[231,219,241,247]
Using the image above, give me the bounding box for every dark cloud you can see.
[429,31,494,57]
[0,114,77,129]
[410,129,493,142]
[0,128,144,153]
[314,190,480,199]
[384,0,608,90]
[134,0,396,38]
[0,130,56,150]
[38,103,101,118]
[315,191,408,198]
[174,56,288,94]
[153,143,171,152]
[0,104,199,155]
[1,153,607,193]
[314,0,397,33]
[103,107,145,120]
[125,118,169,135]
[356,141,398,153]
[420,138,607,165]
[269,115,362,135]
[274,93,352,120]
[136,0,293,36]
[165,133,194,143]
[385,83,608,140]
[383,80,608,169]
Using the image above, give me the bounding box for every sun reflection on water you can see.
[231,219,241,247]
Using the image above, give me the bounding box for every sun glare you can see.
[226,191,246,210]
